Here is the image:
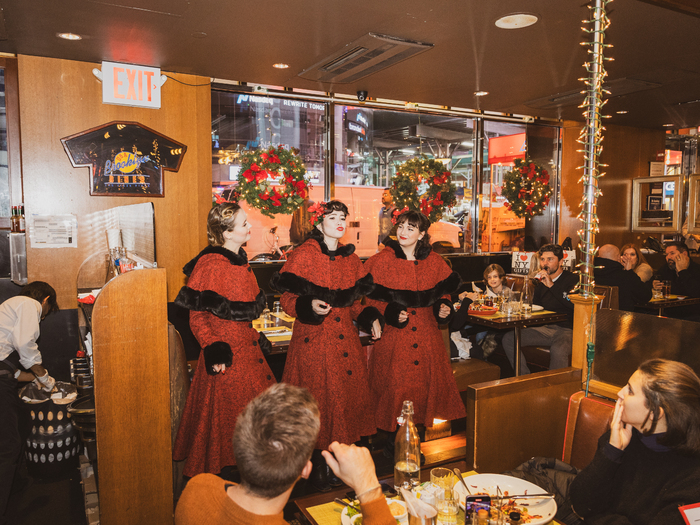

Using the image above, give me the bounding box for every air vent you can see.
[526,78,662,110]
[298,33,433,84]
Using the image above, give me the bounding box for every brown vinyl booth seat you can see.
[563,391,615,470]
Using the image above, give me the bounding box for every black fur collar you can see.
[182,245,248,276]
[307,229,355,257]
[366,271,461,308]
[270,272,374,307]
[384,238,432,261]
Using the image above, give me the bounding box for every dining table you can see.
[293,459,563,525]
[635,294,700,317]
[464,307,568,376]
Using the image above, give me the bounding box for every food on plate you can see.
[388,501,406,517]
[468,303,498,313]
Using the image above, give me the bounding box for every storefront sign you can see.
[488,133,526,164]
[101,61,162,109]
[348,121,366,135]
[61,121,187,197]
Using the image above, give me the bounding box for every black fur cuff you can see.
[385,301,409,329]
[433,298,455,325]
[295,295,325,325]
[203,342,232,375]
[356,306,385,334]
[258,332,272,356]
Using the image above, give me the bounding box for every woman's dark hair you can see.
[309,200,349,240]
[20,281,59,315]
[207,202,242,246]
[395,210,431,253]
[637,358,700,455]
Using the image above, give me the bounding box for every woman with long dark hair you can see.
[364,210,465,447]
[569,358,700,524]
[172,203,276,478]
[271,200,382,491]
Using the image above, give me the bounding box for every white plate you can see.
[532,305,544,312]
[341,499,408,525]
[453,473,557,525]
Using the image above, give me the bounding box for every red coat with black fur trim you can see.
[364,240,466,431]
[271,235,380,448]
[173,246,276,477]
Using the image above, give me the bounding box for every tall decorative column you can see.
[572,0,612,386]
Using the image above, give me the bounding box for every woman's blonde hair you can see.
[207,203,242,246]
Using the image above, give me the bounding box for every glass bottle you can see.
[521,277,534,317]
[393,400,420,491]
[10,206,17,233]
[18,203,25,233]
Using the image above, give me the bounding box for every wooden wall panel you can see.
[17,56,211,307]
[92,269,171,525]
[559,121,665,249]
[466,368,582,474]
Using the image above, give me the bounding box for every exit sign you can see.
[101,61,162,109]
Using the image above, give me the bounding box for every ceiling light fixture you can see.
[616,110,628,114]
[495,13,538,29]
[474,91,489,97]
[663,123,675,127]
[57,32,82,41]
[273,63,289,69]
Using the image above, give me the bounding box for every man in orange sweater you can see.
[175,383,395,525]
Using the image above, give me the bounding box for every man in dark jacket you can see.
[503,244,579,375]
[594,244,651,311]
[653,241,700,321]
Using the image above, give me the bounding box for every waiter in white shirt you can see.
[0,281,58,525]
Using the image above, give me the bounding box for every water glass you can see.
[273,301,282,313]
[507,291,521,316]
[430,468,457,524]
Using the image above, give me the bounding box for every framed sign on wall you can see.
[61,121,187,197]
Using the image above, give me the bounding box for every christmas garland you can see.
[389,157,457,223]
[502,157,553,219]
[237,146,311,218]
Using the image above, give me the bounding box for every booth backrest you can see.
[562,391,615,470]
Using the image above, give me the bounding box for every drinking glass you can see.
[430,468,457,524]
[507,291,521,316]
[663,280,672,299]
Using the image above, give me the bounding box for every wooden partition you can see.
[466,368,582,474]
[92,268,172,525]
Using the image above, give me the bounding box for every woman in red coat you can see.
[271,200,383,492]
[364,210,466,444]
[173,203,276,478]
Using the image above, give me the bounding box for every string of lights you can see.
[575,0,612,297]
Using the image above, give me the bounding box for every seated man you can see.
[594,244,651,311]
[175,383,395,525]
[503,244,579,375]
[653,241,700,321]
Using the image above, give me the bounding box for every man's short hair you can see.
[665,241,689,254]
[19,281,59,315]
[233,383,320,498]
[538,243,564,261]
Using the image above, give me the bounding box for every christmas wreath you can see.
[389,157,457,223]
[502,157,553,219]
[236,146,311,218]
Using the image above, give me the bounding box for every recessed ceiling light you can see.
[495,13,538,29]
[663,123,675,127]
[474,91,489,97]
[616,110,628,114]
[57,32,82,41]
[273,63,289,69]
